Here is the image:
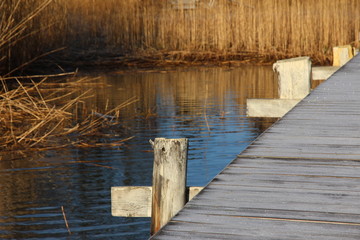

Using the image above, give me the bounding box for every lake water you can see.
[0,66,277,239]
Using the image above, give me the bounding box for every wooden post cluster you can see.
[247,57,311,118]
[111,138,203,235]
[247,48,356,118]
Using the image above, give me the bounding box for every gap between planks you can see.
[237,155,360,161]
[172,215,360,226]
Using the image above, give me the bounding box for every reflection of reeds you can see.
[3,0,360,67]
[82,66,276,120]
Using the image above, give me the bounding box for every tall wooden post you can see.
[150,138,188,235]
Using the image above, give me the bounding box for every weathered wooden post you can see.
[247,57,311,118]
[273,56,311,99]
[150,138,188,235]
[333,45,354,67]
[111,138,203,234]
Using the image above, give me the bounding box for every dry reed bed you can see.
[0,0,55,73]
[0,76,137,152]
[0,0,139,154]
[3,0,360,68]
[82,0,360,64]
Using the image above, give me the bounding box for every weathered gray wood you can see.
[111,186,204,217]
[312,66,340,80]
[179,204,360,224]
[247,99,301,117]
[333,45,354,66]
[159,215,360,240]
[111,186,152,217]
[247,57,311,118]
[152,55,360,239]
[151,138,188,235]
[273,56,311,99]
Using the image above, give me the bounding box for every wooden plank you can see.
[189,188,341,208]
[155,229,251,240]
[247,99,300,117]
[312,66,340,80]
[188,189,360,214]
[111,186,204,217]
[240,149,360,160]
[111,186,152,217]
[240,61,360,161]
[212,174,360,194]
[154,160,360,231]
[178,205,360,225]
[152,54,360,239]
[166,216,360,238]
[154,216,360,240]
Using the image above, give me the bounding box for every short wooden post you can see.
[333,45,354,66]
[273,57,311,99]
[150,138,188,235]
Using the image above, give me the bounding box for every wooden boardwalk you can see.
[151,55,360,239]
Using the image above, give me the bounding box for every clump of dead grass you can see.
[0,75,137,152]
[0,0,138,154]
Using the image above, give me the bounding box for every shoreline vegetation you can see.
[0,0,139,155]
[1,0,360,153]
[0,73,138,155]
[3,0,360,73]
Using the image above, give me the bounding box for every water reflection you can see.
[0,66,277,239]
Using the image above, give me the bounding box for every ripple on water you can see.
[0,66,276,239]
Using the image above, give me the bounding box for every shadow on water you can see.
[0,66,278,239]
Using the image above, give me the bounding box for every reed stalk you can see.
[3,0,360,68]
[0,76,137,152]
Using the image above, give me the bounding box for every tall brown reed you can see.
[1,1,142,153]
[3,0,360,69]
[0,0,57,73]
[65,0,360,64]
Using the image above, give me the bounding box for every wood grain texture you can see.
[111,186,152,217]
[111,186,204,217]
[151,138,188,235]
[151,55,360,239]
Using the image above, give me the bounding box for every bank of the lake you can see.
[0,66,278,239]
[3,0,360,74]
